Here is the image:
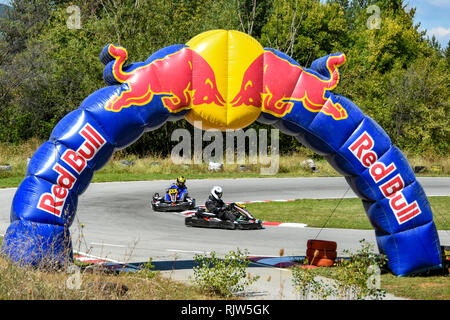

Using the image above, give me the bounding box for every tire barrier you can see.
[306,240,337,267]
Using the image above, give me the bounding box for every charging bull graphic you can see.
[103,44,225,113]
[1,30,442,276]
[231,51,348,120]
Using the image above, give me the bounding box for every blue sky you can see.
[0,0,449,47]
[405,0,450,47]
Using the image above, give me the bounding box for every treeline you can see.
[0,0,448,157]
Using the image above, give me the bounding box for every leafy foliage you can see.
[191,249,259,297]
[292,239,387,300]
[333,239,387,299]
[0,0,448,156]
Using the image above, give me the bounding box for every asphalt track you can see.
[0,177,449,299]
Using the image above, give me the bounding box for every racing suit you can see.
[205,195,235,222]
[165,184,188,202]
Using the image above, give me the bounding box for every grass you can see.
[380,273,450,300]
[1,218,449,301]
[0,140,449,300]
[1,234,448,300]
[0,260,218,300]
[0,236,227,300]
[305,263,450,300]
[244,196,450,230]
[0,139,449,188]
[0,150,342,188]
[248,196,450,300]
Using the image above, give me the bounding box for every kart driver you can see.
[205,186,236,222]
[165,175,189,202]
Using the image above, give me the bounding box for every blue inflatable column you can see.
[0,44,187,267]
[258,50,442,276]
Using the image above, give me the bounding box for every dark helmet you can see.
[176,175,186,187]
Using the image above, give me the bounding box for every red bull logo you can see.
[104,44,225,113]
[230,51,348,120]
[37,123,106,217]
[349,131,422,224]
[103,31,348,129]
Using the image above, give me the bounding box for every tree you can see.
[384,56,449,156]
[0,0,447,157]
[235,0,272,38]
[0,0,59,54]
[260,0,347,66]
[445,40,450,65]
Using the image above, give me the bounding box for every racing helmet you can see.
[211,186,223,200]
[176,175,186,187]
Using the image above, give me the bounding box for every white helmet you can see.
[211,186,223,200]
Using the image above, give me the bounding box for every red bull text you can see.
[349,131,421,224]
[37,124,106,217]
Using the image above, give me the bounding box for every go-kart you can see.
[151,185,196,212]
[185,202,263,230]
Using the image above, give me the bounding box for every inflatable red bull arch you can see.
[1,30,442,276]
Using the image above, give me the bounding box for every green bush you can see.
[333,239,387,300]
[292,264,336,300]
[191,249,259,297]
[292,239,387,300]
